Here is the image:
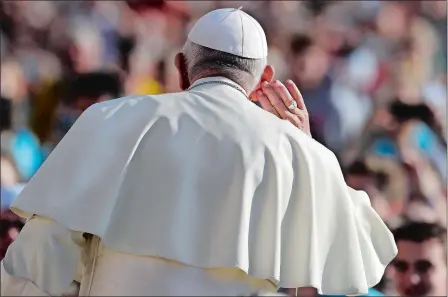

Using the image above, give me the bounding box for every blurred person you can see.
[0,96,12,132]
[2,8,396,296]
[158,48,183,93]
[391,221,446,297]
[124,41,164,96]
[5,129,44,182]
[288,34,342,151]
[64,71,122,112]
[0,58,29,129]
[421,0,447,77]
[0,59,47,178]
[388,8,441,95]
[395,102,447,206]
[402,198,439,224]
[51,71,122,145]
[375,2,409,42]
[0,152,20,189]
[1,96,45,182]
[393,102,447,182]
[0,209,24,260]
[344,160,392,220]
[400,156,447,228]
[29,74,65,144]
[267,47,289,82]
[1,97,20,205]
[364,155,409,215]
[1,59,27,103]
[345,160,376,191]
[69,22,105,73]
[422,79,447,136]
[355,98,445,169]
[0,151,25,209]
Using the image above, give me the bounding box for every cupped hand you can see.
[254,79,311,137]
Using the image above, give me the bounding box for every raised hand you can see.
[255,80,311,137]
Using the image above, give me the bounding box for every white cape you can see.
[11,78,397,295]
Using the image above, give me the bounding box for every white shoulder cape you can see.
[11,86,397,295]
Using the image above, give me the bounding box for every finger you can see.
[284,109,305,128]
[257,90,280,117]
[261,82,288,119]
[257,90,271,110]
[272,80,298,112]
[285,80,306,111]
[248,91,258,102]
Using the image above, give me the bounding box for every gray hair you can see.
[182,40,267,92]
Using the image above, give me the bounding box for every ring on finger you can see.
[287,101,298,110]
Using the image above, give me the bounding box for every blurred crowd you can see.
[0,1,446,296]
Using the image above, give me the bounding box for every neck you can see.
[188,76,248,97]
[190,73,251,94]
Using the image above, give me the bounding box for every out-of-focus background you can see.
[0,1,446,296]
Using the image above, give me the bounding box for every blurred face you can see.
[346,173,372,191]
[392,239,446,296]
[291,46,329,88]
[0,155,19,187]
[376,3,408,39]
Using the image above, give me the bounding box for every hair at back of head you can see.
[182,41,266,92]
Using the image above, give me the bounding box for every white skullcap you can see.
[188,8,268,59]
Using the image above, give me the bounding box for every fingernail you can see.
[262,81,268,87]
[286,79,293,84]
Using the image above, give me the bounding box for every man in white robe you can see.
[1,8,397,296]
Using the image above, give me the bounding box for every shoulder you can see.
[86,94,162,112]
[81,93,189,119]
[279,120,340,164]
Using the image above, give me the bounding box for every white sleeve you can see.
[1,215,88,296]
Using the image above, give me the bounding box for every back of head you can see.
[182,41,266,92]
[182,8,268,92]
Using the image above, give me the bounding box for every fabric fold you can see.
[11,78,397,295]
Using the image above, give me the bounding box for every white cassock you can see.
[1,77,397,296]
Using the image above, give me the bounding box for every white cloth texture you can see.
[1,216,275,296]
[10,76,397,295]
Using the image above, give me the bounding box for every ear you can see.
[249,65,275,101]
[175,53,190,90]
